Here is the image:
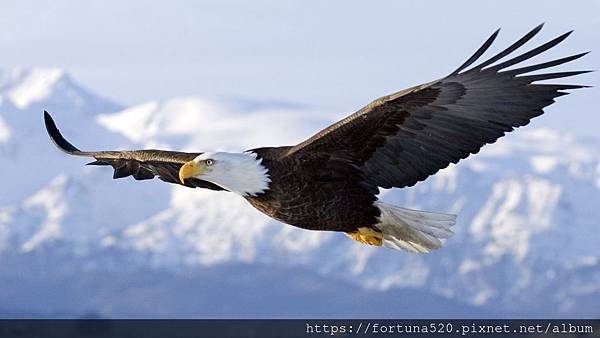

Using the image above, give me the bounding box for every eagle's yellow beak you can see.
[179,161,204,184]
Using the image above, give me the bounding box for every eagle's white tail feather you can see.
[374,202,456,253]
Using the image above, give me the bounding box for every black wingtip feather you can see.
[451,28,500,75]
[489,30,574,72]
[44,111,82,154]
[86,160,108,166]
[517,70,593,82]
[504,52,589,76]
[472,23,545,71]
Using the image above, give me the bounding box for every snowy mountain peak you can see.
[0,67,123,205]
[97,96,328,151]
[0,68,65,109]
[0,67,121,118]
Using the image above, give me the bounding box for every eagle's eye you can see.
[204,159,214,166]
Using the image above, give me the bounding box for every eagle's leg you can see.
[345,227,383,246]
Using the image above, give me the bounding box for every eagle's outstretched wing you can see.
[285,24,590,192]
[44,111,225,191]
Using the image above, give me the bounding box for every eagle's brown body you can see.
[246,147,380,232]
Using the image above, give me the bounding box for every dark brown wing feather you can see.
[44,111,225,191]
[286,24,590,190]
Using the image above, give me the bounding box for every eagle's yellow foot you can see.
[346,227,383,246]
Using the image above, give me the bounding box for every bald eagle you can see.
[45,25,588,252]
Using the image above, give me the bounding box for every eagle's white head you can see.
[178,151,270,196]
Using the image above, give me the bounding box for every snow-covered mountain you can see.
[0,68,598,317]
[0,68,123,204]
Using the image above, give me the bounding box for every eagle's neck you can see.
[201,151,271,197]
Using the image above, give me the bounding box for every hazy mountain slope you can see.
[0,68,598,317]
[0,68,123,204]
[0,252,492,318]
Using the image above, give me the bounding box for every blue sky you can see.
[0,0,598,136]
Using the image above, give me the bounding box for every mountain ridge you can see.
[0,67,598,317]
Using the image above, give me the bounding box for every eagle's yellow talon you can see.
[346,227,383,246]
